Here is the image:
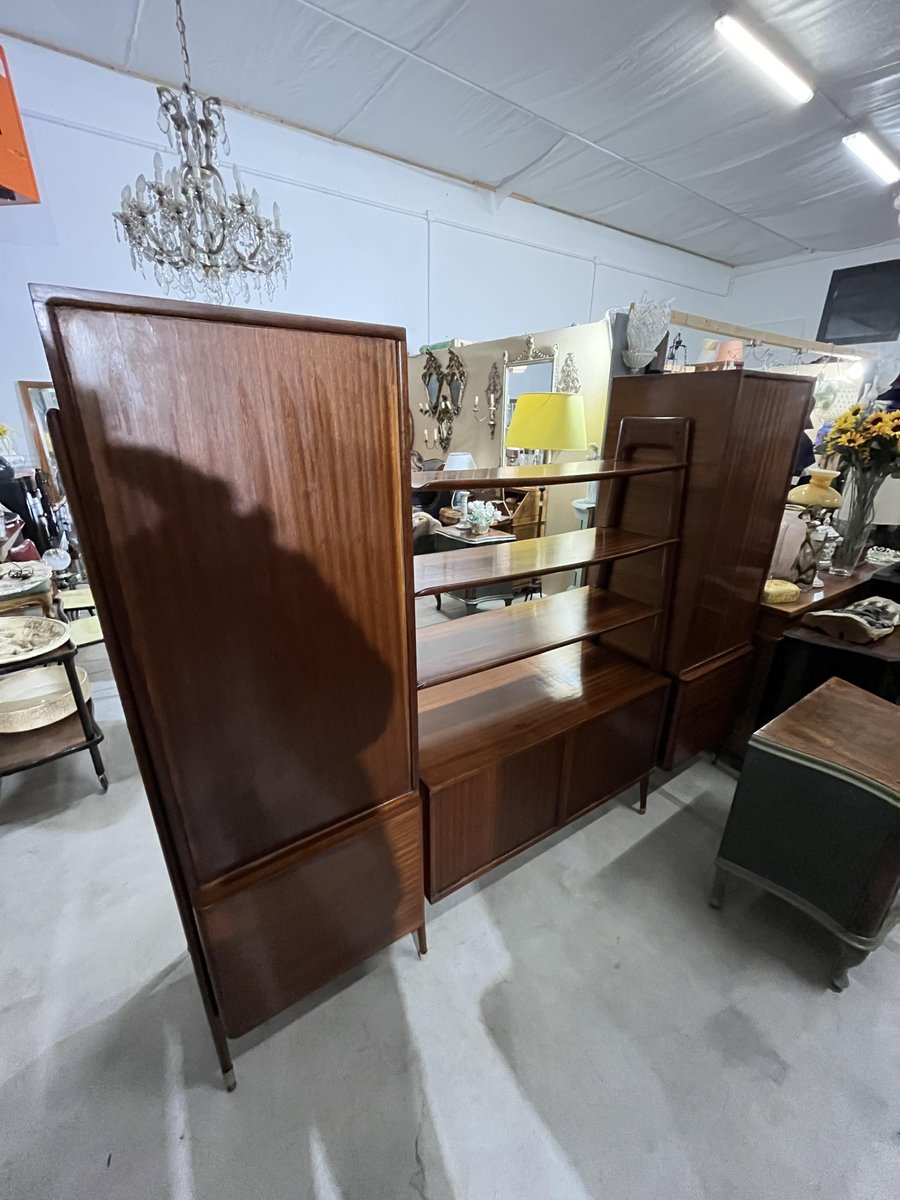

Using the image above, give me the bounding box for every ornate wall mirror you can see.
[444,348,467,412]
[502,336,558,457]
[18,380,62,501]
[419,350,444,417]
[418,347,468,454]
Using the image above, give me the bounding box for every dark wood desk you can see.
[725,564,880,757]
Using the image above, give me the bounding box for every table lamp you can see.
[505,393,587,463]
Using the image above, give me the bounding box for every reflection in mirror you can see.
[502,336,558,462]
[420,350,444,416]
[445,349,467,412]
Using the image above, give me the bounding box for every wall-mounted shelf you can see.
[416,585,659,690]
[413,526,675,596]
[412,457,689,491]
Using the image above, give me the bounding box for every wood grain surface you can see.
[41,300,415,883]
[32,287,422,1063]
[755,676,900,794]
[416,586,659,688]
[603,370,811,675]
[414,526,675,596]
[197,792,424,1037]
[412,457,688,491]
[418,642,668,789]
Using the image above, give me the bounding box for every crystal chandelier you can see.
[113,0,291,304]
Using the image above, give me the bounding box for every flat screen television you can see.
[817,258,900,345]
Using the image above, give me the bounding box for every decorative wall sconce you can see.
[556,351,581,393]
[473,361,502,439]
[473,392,499,438]
[419,347,467,453]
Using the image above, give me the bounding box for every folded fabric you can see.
[802,596,900,643]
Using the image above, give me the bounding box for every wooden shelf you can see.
[418,642,668,789]
[0,708,102,776]
[412,458,687,491]
[413,526,673,596]
[416,586,659,689]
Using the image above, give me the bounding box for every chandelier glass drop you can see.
[113,0,291,304]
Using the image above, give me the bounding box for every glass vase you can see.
[830,468,883,576]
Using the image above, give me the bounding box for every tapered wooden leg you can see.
[435,593,442,611]
[830,942,869,993]
[415,922,428,959]
[708,865,727,910]
[638,775,649,814]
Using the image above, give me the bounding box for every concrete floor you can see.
[1,622,898,1199]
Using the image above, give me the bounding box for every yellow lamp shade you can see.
[506,392,587,450]
[787,468,842,509]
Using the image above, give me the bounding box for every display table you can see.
[432,526,520,612]
[723,563,880,758]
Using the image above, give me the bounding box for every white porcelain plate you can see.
[0,561,52,596]
[0,616,69,665]
[0,664,91,733]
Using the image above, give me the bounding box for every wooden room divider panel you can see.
[31,287,424,1088]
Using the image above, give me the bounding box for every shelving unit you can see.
[0,640,106,788]
[413,416,691,900]
[413,526,676,597]
[416,585,660,690]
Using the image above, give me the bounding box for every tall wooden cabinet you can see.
[32,287,424,1088]
[602,369,812,767]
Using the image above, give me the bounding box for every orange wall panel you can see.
[0,45,40,204]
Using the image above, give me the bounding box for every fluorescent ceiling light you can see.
[715,15,813,104]
[842,132,900,185]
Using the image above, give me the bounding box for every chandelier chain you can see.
[175,0,192,87]
[112,0,292,303]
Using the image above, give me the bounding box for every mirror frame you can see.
[501,335,558,455]
[444,348,468,415]
[419,350,444,417]
[17,379,62,503]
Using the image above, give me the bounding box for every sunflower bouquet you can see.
[818,403,900,473]
[816,404,900,574]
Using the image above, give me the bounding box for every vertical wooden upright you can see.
[31,287,424,1087]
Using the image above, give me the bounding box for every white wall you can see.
[724,241,900,351]
[0,35,733,457]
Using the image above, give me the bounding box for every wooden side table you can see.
[0,640,107,792]
[723,563,881,758]
[711,678,900,990]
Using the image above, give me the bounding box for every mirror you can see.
[18,381,62,501]
[420,350,444,416]
[502,336,558,460]
[445,348,468,412]
[418,347,469,454]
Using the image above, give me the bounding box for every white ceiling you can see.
[3,0,900,266]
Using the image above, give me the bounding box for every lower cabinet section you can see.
[425,741,563,900]
[195,791,424,1037]
[561,690,667,822]
[659,645,754,769]
[424,687,667,901]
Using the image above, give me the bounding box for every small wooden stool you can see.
[711,677,900,991]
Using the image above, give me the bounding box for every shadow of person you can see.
[103,444,399,880]
[38,443,455,1192]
